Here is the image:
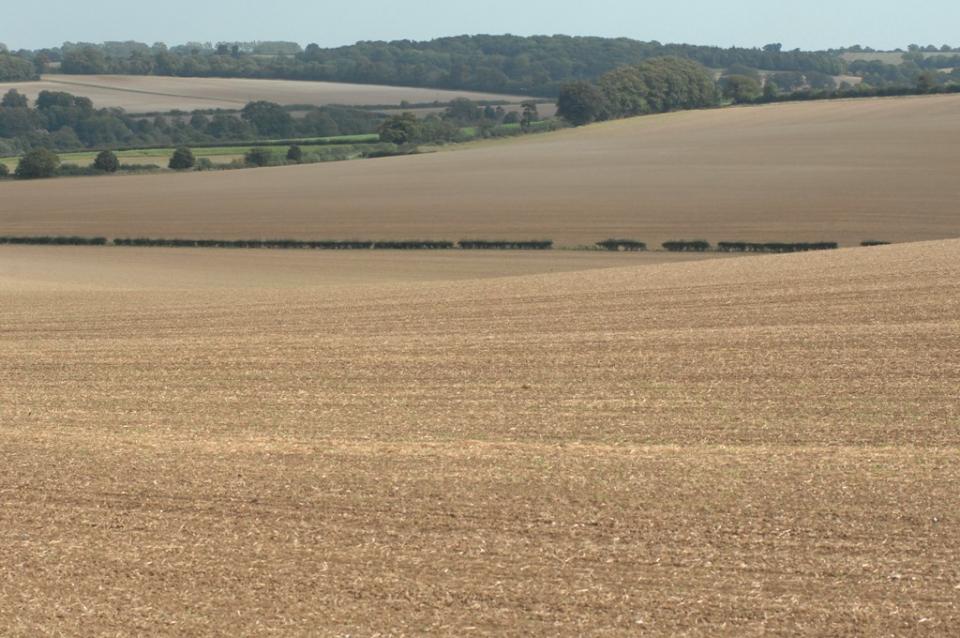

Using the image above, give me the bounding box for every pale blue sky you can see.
[3,0,958,51]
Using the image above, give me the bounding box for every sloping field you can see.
[0,74,532,112]
[2,94,959,246]
[1,240,959,635]
[0,245,717,290]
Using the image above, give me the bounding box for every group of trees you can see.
[4,147,122,179]
[0,52,38,81]
[0,88,381,156]
[377,112,458,145]
[376,98,543,145]
[557,57,718,125]
[12,36,844,96]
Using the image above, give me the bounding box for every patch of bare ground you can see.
[1,240,958,635]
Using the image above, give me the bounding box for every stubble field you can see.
[0,74,533,113]
[2,94,960,246]
[1,239,959,635]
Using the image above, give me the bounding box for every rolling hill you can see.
[1,239,958,634]
[2,94,959,246]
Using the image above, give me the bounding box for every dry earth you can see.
[0,75,532,113]
[0,245,720,290]
[1,240,958,635]
[2,94,959,246]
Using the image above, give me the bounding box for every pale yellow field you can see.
[0,74,533,112]
[2,94,959,246]
[1,240,958,635]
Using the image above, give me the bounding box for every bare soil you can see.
[1,240,958,635]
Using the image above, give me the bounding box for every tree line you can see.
[0,236,555,250]
[0,89,381,157]
[9,36,844,96]
[556,57,720,125]
[596,239,841,253]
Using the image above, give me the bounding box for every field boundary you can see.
[1,236,882,251]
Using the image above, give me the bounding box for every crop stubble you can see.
[1,240,958,635]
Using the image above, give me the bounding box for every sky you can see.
[3,0,959,51]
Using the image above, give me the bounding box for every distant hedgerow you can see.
[596,239,647,251]
[0,236,107,246]
[716,241,838,253]
[662,240,711,252]
[457,240,553,250]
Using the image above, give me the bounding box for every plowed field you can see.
[2,240,958,635]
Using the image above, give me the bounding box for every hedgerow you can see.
[662,240,711,252]
[596,239,647,251]
[372,241,455,249]
[716,242,839,253]
[457,240,553,250]
[0,236,108,246]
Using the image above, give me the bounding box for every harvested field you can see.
[3,94,960,246]
[0,245,718,290]
[1,239,959,635]
[0,74,533,113]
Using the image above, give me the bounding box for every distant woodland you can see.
[0,37,865,93]
[3,36,960,157]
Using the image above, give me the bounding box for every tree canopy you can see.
[597,57,719,118]
[15,148,60,178]
[23,35,846,97]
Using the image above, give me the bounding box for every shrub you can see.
[119,163,161,173]
[56,163,99,177]
[373,240,455,249]
[861,240,891,247]
[458,240,553,250]
[0,236,106,246]
[597,239,647,251]
[168,147,195,170]
[15,148,60,179]
[286,145,303,163]
[244,147,273,167]
[662,240,711,252]
[0,163,8,177]
[717,241,839,253]
[195,158,215,171]
[93,150,120,173]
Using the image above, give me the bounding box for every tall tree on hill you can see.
[556,81,607,126]
[720,74,763,103]
[240,101,295,138]
[168,147,195,170]
[1,89,28,108]
[377,113,422,145]
[598,57,718,118]
[520,101,539,131]
[15,148,60,179]
[93,150,120,173]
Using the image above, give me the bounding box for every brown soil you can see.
[1,240,958,635]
